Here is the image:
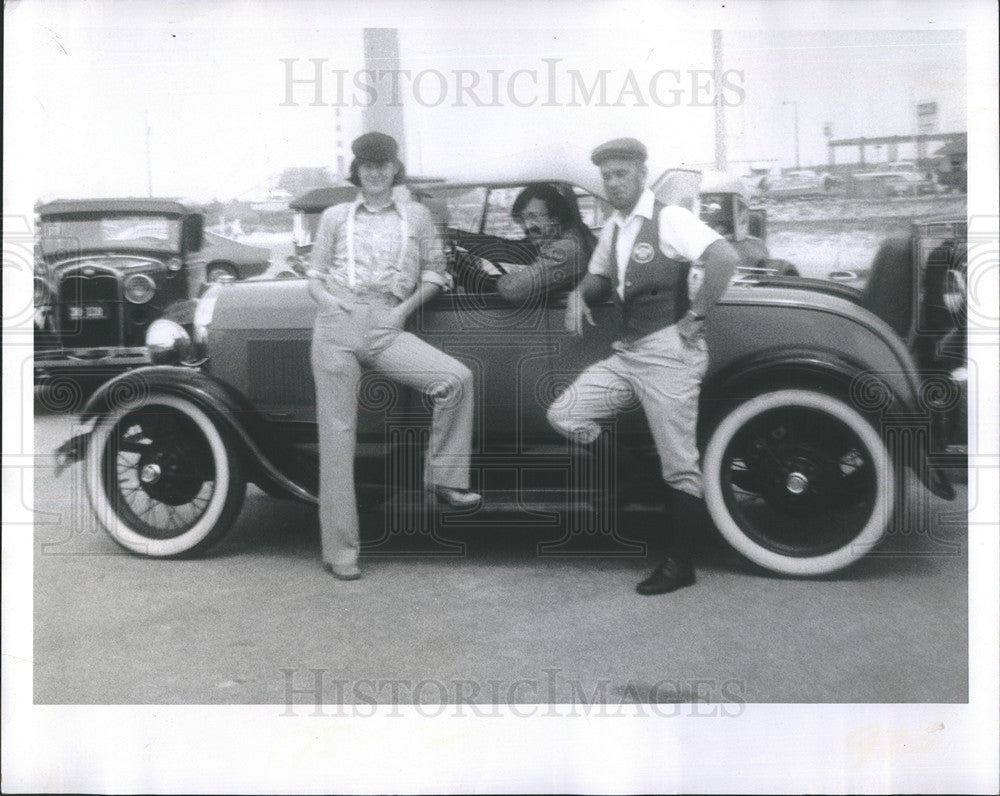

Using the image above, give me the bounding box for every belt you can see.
[323,281,401,306]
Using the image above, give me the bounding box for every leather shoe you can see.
[636,556,695,595]
[429,485,482,507]
[323,562,361,581]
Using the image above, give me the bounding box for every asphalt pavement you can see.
[29,410,969,706]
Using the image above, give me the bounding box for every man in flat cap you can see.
[547,137,739,595]
[308,131,480,581]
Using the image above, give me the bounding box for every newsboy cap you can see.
[348,131,406,186]
[590,137,648,166]
[351,131,399,162]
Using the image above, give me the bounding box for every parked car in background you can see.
[34,198,205,384]
[654,169,799,278]
[850,163,940,197]
[758,169,841,200]
[199,231,273,282]
[55,163,959,578]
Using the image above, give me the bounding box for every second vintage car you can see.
[34,198,206,384]
[54,162,964,578]
[199,231,273,283]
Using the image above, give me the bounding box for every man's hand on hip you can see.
[676,311,705,348]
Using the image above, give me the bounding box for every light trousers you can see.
[311,293,474,567]
[546,324,709,498]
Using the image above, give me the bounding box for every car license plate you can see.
[66,304,108,320]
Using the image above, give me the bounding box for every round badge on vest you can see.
[632,242,655,264]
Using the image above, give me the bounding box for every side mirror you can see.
[182,214,204,253]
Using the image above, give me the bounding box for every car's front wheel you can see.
[702,389,895,575]
[85,394,246,557]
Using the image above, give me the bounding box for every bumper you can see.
[34,347,151,380]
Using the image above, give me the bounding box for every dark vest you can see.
[610,202,692,340]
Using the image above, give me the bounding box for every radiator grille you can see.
[247,339,315,406]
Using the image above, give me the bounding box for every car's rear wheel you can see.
[702,389,895,575]
[85,394,246,557]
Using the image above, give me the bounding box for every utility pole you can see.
[712,30,727,171]
[783,100,800,169]
[144,110,153,196]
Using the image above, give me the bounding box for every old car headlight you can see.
[34,276,51,307]
[124,273,156,304]
[146,318,193,365]
[166,257,183,272]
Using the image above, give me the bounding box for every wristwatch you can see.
[686,310,706,322]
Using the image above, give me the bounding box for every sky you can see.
[4,0,980,204]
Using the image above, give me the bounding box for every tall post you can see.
[712,29,727,171]
[362,29,406,161]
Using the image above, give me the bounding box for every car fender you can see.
[77,366,317,503]
[700,346,954,500]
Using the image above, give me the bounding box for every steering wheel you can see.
[451,247,508,293]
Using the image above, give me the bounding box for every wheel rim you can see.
[703,389,894,575]
[101,405,218,539]
[719,405,878,558]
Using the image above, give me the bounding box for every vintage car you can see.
[34,198,205,383]
[850,164,940,197]
[54,163,965,578]
[199,231,273,282]
[758,169,842,200]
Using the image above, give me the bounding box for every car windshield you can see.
[39,213,182,255]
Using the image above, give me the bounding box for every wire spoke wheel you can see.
[86,394,246,556]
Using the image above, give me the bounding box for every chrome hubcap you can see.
[140,463,162,484]
[785,471,809,495]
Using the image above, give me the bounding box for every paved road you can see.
[30,410,968,706]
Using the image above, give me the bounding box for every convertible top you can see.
[37,198,201,216]
[439,142,611,198]
[288,186,358,211]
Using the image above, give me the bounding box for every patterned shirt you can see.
[307,196,451,299]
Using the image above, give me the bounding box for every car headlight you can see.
[34,276,51,307]
[166,257,183,272]
[124,273,156,304]
[146,318,194,365]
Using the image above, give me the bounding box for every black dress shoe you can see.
[636,556,695,595]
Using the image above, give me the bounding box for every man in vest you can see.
[547,137,739,595]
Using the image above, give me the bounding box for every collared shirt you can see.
[307,196,451,299]
[588,188,721,299]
